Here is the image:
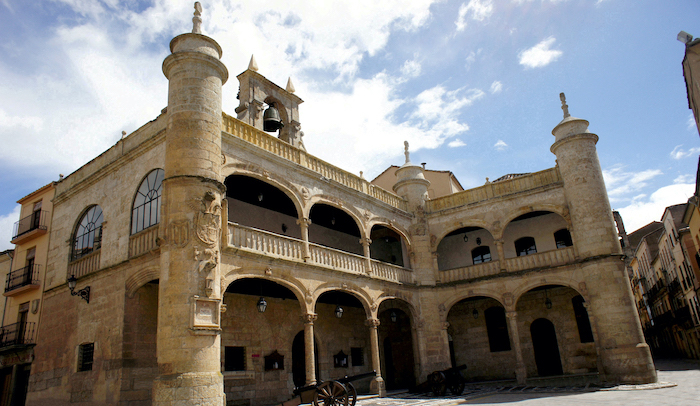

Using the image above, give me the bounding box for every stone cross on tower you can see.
[192,2,202,34]
[404,141,410,163]
[560,92,570,119]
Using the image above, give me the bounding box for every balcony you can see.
[11,210,49,245]
[227,223,414,284]
[0,322,36,349]
[4,265,40,296]
[129,226,159,258]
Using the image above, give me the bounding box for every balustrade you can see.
[129,226,159,258]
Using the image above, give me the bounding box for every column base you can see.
[515,365,527,385]
[370,376,386,397]
[599,343,657,384]
[153,371,224,405]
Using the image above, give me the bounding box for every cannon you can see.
[282,371,376,406]
[427,365,466,396]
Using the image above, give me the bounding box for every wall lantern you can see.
[390,311,397,323]
[463,234,468,242]
[67,275,90,304]
[258,192,264,202]
[257,297,268,313]
[335,305,344,319]
[472,309,479,319]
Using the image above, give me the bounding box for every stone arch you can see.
[374,294,419,322]
[222,166,304,218]
[221,270,310,314]
[512,277,588,307]
[306,196,367,239]
[311,283,372,318]
[441,289,506,322]
[433,218,496,248]
[435,223,499,271]
[263,95,290,127]
[495,204,570,240]
[366,219,411,248]
[125,266,160,298]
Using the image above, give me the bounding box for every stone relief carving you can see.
[167,220,190,248]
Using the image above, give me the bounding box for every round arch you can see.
[374,294,420,322]
[433,219,496,248]
[125,266,160,298]
[305,197,367,239]
[512,278,589,307]
[221,167,305,218]
[221,272,310,314]
[440,289,506,321]
[495,204,570,240]
[366,219,411,248]
[311,283,373,318]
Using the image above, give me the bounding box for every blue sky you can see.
[0,0,699,249]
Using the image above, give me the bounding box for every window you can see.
[224,346,245,371]
[351,347,364,366]
[78,343,95,372]
[572,295,594,343]
[72,206,104,261]
[554,229,573,248]
[514,237,537,256]
[484,306,511,352]
[31,200,42,229]
[471,246,492,264]
[131,169,164,234]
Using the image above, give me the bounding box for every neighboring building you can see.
[23,6,656,406]
[681,31,700,137]
[628,205,700,359]
[0,250,14,333]
[0,184,54,405]
[372,166,463,199]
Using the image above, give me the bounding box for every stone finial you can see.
[192,2,203,34]
[404,141,410,163]
[560,92,570,119]
[286,77,296,93]
[248,55,259,72]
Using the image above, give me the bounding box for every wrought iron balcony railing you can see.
[11,210,49,241]
[0,322,36,348]
[4,264,40,293]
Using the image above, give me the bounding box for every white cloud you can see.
[494,140,508,150]
[518,37,562,69]
[675,174,694,184]
[448,139,466,147]
[0,205,20,251]
[670,145,700,160]
[400,58,422,78]
[688,113,698,131]
[603,165,663,201]
[456,0,494,31]
[616,183,694,232]
[465,50,481,70]
[490,81,503,94]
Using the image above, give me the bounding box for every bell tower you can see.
[235,57,305,149]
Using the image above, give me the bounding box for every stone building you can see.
[0,183,54,405]
[22,4,656,406]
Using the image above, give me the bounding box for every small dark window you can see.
[472,246,492,264]
[572,296,594,343]
[515,237,537,256]
[78,343,94,372]
[264,350,284,371]
[554,229,573,248]
[484,307,511,352]
[225,346,245,371]
[351,347,364,366]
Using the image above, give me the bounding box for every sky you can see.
[0,0,699,249]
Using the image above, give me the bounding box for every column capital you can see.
[365,318,380,328]
[297,217,312,227]
[506,310,518,320]
[494,239,504,246]
[303,313,318,324]
[360,237,372,246]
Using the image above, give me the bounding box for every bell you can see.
[263,104,284,132]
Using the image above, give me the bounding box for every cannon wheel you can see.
[346,382,358,406]
[313,380,349,406]
[429,372,446,396]
[448,377,465,396]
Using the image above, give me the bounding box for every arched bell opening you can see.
[502,211,571,259]
[377,300,416,391]
[369,225,407,267]
[314,291,371,391]
[437,226,496,271]
[445,296,514,382]
[222,278,302,405]
[225,175,301,238]
[308,204,362,255]
[122,279,158,403]
[515,285,597,378]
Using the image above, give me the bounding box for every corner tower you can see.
[156,3,228,405]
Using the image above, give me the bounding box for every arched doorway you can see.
[292,331,319,387]
[378,307,415,390]
[530,318,563,376]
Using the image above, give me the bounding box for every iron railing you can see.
[0,322,36,348]
[12,210,49,240]
[4,264,40,293]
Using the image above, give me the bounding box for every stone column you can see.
[366,318,385,396]
[506,311,527,384]
[303,313,318,385]
[155,8,229,405]
[361,238,372,274]
[494,239,507,272]
[298,217,311,261]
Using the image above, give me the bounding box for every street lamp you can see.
[67,275,90,304]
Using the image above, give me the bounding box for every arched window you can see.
[514,237,537,256]
[471,246,491,264]
[131,169,164,235]
[72,206,104,261]
[554,228,573,248]
[484,306,511,352]
[572,295,594,343]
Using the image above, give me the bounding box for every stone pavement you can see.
[357,358,700,406]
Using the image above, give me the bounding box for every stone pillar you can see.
[494,239,506,272]
[506,311,526,384]
[366,318,385,396]
[298,217,311,261]
[155,8,229,405]
[303,313,317,385]
[361,238,372,274]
